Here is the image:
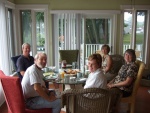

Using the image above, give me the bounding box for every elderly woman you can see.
[107,49,138,97]
[84,53,107,89]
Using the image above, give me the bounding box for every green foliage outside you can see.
[123,33,144,44]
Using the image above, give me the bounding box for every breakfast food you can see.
[65,69,80,74]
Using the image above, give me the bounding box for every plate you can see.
[43,72,55,76]
[66,64,72,67]
[77,78,87,82]
[44,75,57,80]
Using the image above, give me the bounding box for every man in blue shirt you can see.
[17,43,34,77]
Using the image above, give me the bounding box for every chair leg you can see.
[130,102,135,113]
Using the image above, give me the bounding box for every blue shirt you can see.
[16,55,34,73]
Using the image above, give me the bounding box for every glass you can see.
[36,12,45,53]
[60,71,65,79]
[135,11,147,61]
[123,11,132,53]
[72,62,77,69]
[48,66,56,72]
[21,10,32,54]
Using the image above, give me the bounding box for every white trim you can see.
[16,4,48,10]
[119,11,124,54]
[50,10,121,14]
[145,10,150,69]
[5,1,15,9]
[121,5,150,10]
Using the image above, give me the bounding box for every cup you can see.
[70,77,76,83]
[43,67,49,73]
[64,74,70,83]
[77,72,82,79]
[60,71,65,79]
[72,62,77,69]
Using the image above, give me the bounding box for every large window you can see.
[123,10,148,62]
[20,10,46,55]
[52,10,119,71]
[16,5,50,65]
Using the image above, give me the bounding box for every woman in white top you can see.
[84,53,107,89]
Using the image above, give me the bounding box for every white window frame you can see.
[15,4,51,66]
[120,5,150,68]
[51,10,120,70]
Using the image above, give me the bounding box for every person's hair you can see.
[34,52,47,59]
[101,44,110,53]
[22,43,30,49]
[124,49,136,62]
[88,53,102,68]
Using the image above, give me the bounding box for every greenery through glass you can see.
[36,12,45,51]
[21,10,32,45]
[85,19,110,44]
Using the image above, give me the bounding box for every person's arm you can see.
[104,55,112,73]
[34,83,56,101]
[20,71,25,76]
[107,77,133,89]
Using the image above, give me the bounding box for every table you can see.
[56,78,86,90]
[43,71,86,90]
[44,75,86,90]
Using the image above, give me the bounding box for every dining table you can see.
[43,71,86,90]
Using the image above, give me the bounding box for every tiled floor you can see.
[0,85,150,113]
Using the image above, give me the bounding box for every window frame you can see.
[120,5,150,68]
[51,10,120,70]
[15,4,50,65]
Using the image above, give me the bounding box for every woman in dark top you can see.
[107,49,138,97]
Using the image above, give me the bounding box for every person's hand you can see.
[107,84,111,89]
[48,92,57,101]
[107,83,115,89]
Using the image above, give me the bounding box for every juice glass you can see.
[60,71,65,79]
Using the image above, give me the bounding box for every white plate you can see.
[77,78,87,81]
[45,75,57,80]
[66,64,72,67]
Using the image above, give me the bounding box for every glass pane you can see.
[123,11,132,53]
[135,11,147,61]
[36,12,45,53]
[59,18,65,50]
[58,14,77,50]
[21,10,32,46]
[85,18,111,58]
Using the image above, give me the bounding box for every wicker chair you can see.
[121,60,145,113]
[110,54,125,74]
[62,88,122,113]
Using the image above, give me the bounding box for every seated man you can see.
[21,53,61,113]
[17,43,34,77]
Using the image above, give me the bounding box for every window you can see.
[52,10,119,71]
[15,5,50,65]
[20,10,46,55]
[122,5,150,67]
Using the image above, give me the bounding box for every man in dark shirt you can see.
[17,43,34,77]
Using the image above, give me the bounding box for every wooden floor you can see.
[0,85,150,113]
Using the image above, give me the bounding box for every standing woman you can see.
[107,49,138,97]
